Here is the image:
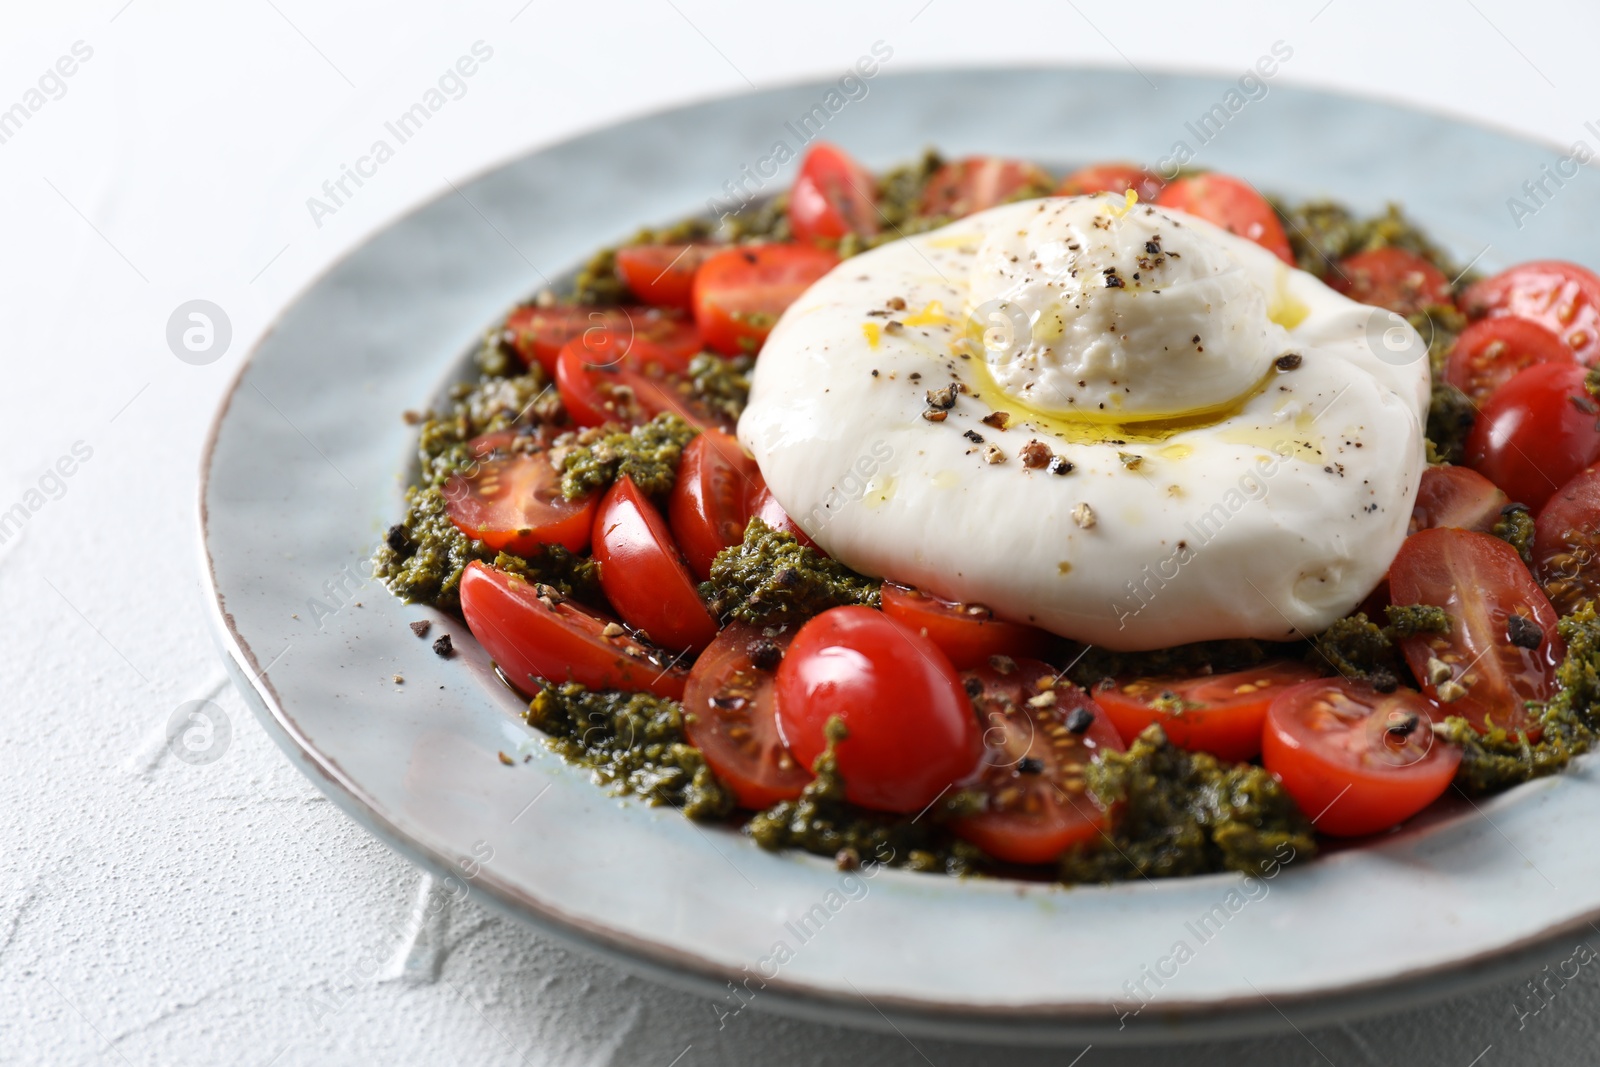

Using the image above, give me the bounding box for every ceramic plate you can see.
[201,67,1600,1045]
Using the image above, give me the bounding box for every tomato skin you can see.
[692,243,841,356]
[952,660,1124,865]
[1094,662,1323,762]
[555,337,726,432]
[1262,679,1461,838]
[683,625,811,808]
[458,562,688,700]
[920,157,1053,218]
[1054,163,1164,204]
[1444,317,1571,404]
[1465,362,1600,510]
[1534,465,1600,614]
[774,606,981,813]
[747,485,819,551]
[592,477,718,654]
[505,305,695,376]
[1461,260,1600,364]
[614,245,717,310]
[1328,248,1451,316]
[1408,464,1509,536]
[1389,528,1564,735]
[668,430,761,581]
[1155,174,1293,264]
[442,435,596,555]
[879,583,1053,670]
[789,143,879,244]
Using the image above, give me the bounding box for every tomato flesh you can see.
[1534,465,1600,614]
[1408,464,1509,536]
[1444,317,1571,404]
[951,659,1124,865]
[692,243,841,356]
[614,245,717,310]
[683,624,810,809]
[920,157,1052,218]
[774,606,980,813]
[1465,361,1600,510]
[1054,163,1164,204]
[747,485,820,551]
[789,143,879,244]
[880,582,1052,670]
[1262,679,1461,838]
[1388,527,1564,735]
[1094,662,1322,762]
[1155,173,1293,264]
[555,336,725,431]
[1461,260,1600,365]
[505,304,695,376]
[592,477,717,654]
[1328,247,1450,316]
[668,430,761,581]
[458,561,688,700]
[442,434,596,555]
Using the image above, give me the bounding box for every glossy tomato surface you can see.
[683,624,810,809]
[1408,464,1509,536]
[1461,260,1600,364]
[592,477,717,654]
[692,244,840,356]
[747,485,819,551]
[614,244,717,310]
[1444,317,1571,404]
[506,304,693,375]
[1094,662,1322,762]
[442,434,595,555]
[668,430,760,580]
[1465,361,1600,510]
[1155,173,1293,264]
[789,143,879,244]
[1534,465,1600,614]
[880,582,1052,670]
[1329,247,1450,316]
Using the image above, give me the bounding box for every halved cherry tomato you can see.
[1461,260,1600,365]
[505,305,697,375]
[1262,679,1461,838]
[789,143,879,244]
[748,485,819,551]
[614,245,718,310]
[458,561,688,699]
[1156,173,1294,264]
[592,477,717,654]
[951,659,1124,864]
[1054,163,1164,204]
[442,434,595,555]
[692,244,841,356]
[1534,465,1600,614]
[669,430,761,581]
[1408,464,1509,536]
[1443,317,1571,404]
[1388,527,1564,735]
[774,606,981,813]
[1465,362,1600,510]
[683,624,810,808]
[555,337,725,431]
[920,157,1053,219]
[1328,248,1451,316]
[1093,662,1322,762]
[880,582,1052,670]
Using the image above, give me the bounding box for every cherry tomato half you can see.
[1328,247,1451,317]
[669,430,761,581]
[1262,679,1461,838]
[951,660,1124,865]
[683,624,811,809]
[459,561,688,699]
[1443,317,1571,404]
[747,485,819,551]
[1054,163,1164,204]
[1094,662,1323,763]
[692,243,840,356]
[920,157,1053,219]
[555,336,725,431]
[592,477,718,654]
[1461,260,1600,365]
[1156,173,1294,264]
[774,606,981,813]
[442,434,596,555]
[1388,527,1564,735]
[789,142,879,244]
[880,582,1052,670]
[1408,464,1509,536]
[614,244,718,310]
[1534,465,1600,615]
[1465,362,1600,510]
[505,304,696,376]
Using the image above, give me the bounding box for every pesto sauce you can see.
[1493,504,1536,565]
[1426,383,1477,466]
[1311,605,1450,690]
[700,518,881,626]
[685,353,752,424]
[556,413,699,501]
[1279,200,1469,284]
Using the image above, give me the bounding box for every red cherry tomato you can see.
[1388,528,1564,736]
[1262,679,1461,838]
[692,244,840,356]
[442,433,596,555]
[748,485,819,551]
[668,430,761,581]
[592,477,717,654]
[1534,465,1600,614]
[505,305,696,375]
[774,606,981,813]
[789,143,879,244]
[1408,464,1509,536]
[879,582,1053,670]
[1054,163,1164,204]
[1465,362,1600,510]
[1443,317,1571,404]
[951,660,1124,864]
[1328,248,1451,316]
[458,561,688,700]
[1461,260,1600,365]
[920,157,1053,218]
[1094,661,1325,762]
[1156,173,1293,264]
[682,624,811,809]
[555,337,725,431]
[614,245,718,310]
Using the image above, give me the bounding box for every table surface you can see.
[6,2,1600,1063]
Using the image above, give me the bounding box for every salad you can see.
[375,144,1600,884]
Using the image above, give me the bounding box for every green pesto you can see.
[1279,200,1468,284]
[415,366,553,487]
[1060,726,1317,883]
[686,353,752,424]
[526,682,735,819]
[700,518,881,626]
[1311,605,1449,688]
[871,148,945,233]
[1067,639,1271,689]
[1413,304,1468,380]
[1493,504,1537,565]
[557,413,699,501]
[720,194,793,244]
[569,217,716,306]
[1438,605,1600,793]
[1426,383,1478,466]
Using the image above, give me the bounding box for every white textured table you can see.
[6,2,1600,1063]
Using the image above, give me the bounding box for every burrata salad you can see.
[376,146,1600,883]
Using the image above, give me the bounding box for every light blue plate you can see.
[200,67,1600,1045]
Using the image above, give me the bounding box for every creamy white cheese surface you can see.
[738,195,1431,651]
